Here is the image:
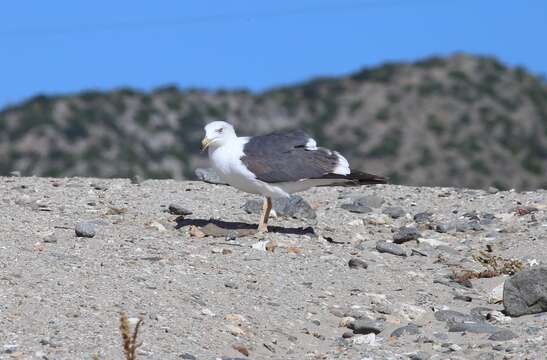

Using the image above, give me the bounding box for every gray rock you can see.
[340,202,372,214]
[168,203,193,216]
[194,168,227,185]
[348,258,368,270]
[503,267,547,316]
[342,330,354,338]
[469,307,493,319]
[340,195,383,213]
[376,241,408,257]
[349,320,383,334]
[393,227,420,244]
[455,220,482,232]
[413,212,433,223]
[75,221,96,238]
[453,294,472,302]
[382,206,405,219]
[242,195,316,219]
[434,310,477,323]
[447,321,499,334]
[390,323,420,337]
[43,234,58,243]
[409,351,431,360]
[435,222,455,233]
[357,195,385,208]
[180,353,197,360]
[225,230,238,242]
[488,330,518,341]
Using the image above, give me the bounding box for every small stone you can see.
[3,344,18,353]
[75,221,96,238]
[357,195,385,208]
[449,344,462,352]
[409,351,431,360]
[390,323,420,338]
[342,331,354,338]
[168,203,192,216]
[364,213,392,225]
[339,317,356,328]
[180,353,197,360]
[488,329,518,341]
[131,174,143,184]
[349,320,383,335]
[352,333,376,346]
[413,212,433,224]
[225,230,238,242]
[348,258,368,269]
[232,344,249,357]
[488,283,505,304]
[447,321,499,334]
[148,221,167,232]
[341,202,372,214]
[43,233,58,243]
[201,308,215,317]
[393,227,420,244]
[189,225,206,238]
[453,294,472,302]
[194,168,227,184]
[375,241,408,257]
[417,238,449,248]
[9,171,21,177]
[225,282,238,289]
[435,222,455,233]
[486,310,511,324]
[434,310,476,323]
[382,206,405,219]
[242,196,316,219]
[487,186,499,194]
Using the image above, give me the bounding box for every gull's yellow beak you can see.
[201,137,211,151]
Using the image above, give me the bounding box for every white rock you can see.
[396,303,426,321]
[339,317,356,328]
[147,221,166,232]
[417,237,449,248]
[488,282,505,304]
[352,333,377,346]
[488,310,511,324]
[364,213,392,225]
[251,240,269,251]
[3,344,18,353]
[201,308,215,317]
[527,258,539,267]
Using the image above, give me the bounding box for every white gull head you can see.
[201,121,237,151]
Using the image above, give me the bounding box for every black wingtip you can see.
[349,170,388,185]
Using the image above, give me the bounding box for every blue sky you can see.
[1,0,546,109]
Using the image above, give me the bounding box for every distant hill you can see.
[1,54,546,190]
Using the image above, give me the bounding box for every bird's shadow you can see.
[174,217,315,237]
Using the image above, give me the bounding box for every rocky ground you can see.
[0,176,546,360]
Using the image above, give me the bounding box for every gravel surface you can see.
[1,177,546,359]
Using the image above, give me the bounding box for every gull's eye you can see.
[216,128,224,134]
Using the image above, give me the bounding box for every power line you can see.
[0,0,442,37]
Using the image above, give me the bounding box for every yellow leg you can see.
[257,197,272,233]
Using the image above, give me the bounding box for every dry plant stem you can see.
[120,312,143,360]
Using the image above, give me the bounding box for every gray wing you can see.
[240,130,341,183]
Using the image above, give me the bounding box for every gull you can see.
[201,121,386,232]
